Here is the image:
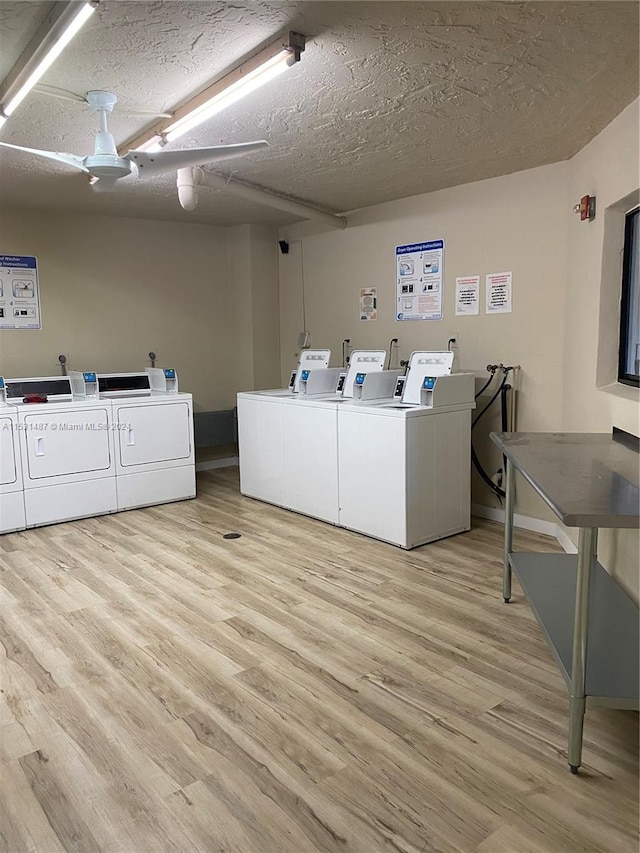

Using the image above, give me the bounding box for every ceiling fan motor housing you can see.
[84,153,133,178]
[86,127,133,177]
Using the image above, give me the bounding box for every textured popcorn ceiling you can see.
[0,1,638,226]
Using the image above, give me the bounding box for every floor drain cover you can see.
[223,533,242,540]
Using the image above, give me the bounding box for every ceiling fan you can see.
[0,90,268,191]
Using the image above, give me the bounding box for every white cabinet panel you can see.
[237,396,284,505]
[283,404,338,523]
[0,493,25,533]
[338,411,407,545]
[117,466,196,511]
[0,416,18,486]
[24,479,117,527]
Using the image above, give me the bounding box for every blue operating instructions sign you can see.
[396,239,444,321]
[0,255,41,330]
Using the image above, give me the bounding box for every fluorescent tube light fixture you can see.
[120,31,305,154]
[0,1,98,125]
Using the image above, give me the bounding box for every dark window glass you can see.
[98,375,150,392]
[619,206,640,387]
[6,379,71,398]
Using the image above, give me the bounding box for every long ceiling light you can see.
[0,1,98,130]
[121,31,305,154]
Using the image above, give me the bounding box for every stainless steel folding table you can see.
[490,431,639,773]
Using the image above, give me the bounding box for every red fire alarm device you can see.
[574,194,596,221]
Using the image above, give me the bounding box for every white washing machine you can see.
[96,370,195,511]
[237,390,340,521]
[237,349,404,524]
[5,375,117,528]
[337,373,476,548]
[237,353,476,548]
[238,388,392,525]
[237,390,286,506]
[0,377,26,533]
[281,394,339,523]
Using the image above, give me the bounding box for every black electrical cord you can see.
[500,383,511,472]
[475,369,496,401]
[471,444,505,498]
[471,369,510,498]
[473,372,508,427]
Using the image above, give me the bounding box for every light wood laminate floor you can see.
[1,468,638,853]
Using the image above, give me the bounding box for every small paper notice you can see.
[455,276,480,316]
[359,287,377,321]
[486,271,512,314]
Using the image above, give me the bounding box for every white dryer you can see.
[5,376,117,528]
[0,377,26,533]
[97,370,195,511]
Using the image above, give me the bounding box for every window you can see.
[619,206,640,387]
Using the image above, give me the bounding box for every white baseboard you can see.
[196,456,239,472]
[471,503,578,554]
[553,526,578,554]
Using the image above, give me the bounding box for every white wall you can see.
[563,99,639,433]
[562,99,640,601]
[278,99,640,601]
[278,162,570,522]
[0,208,280,413]
[247,225,281,392]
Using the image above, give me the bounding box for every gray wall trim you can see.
[194,409,237,448]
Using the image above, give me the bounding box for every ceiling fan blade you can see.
[0,141,88,173]
[126,141,269,178]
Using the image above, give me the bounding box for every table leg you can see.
[503,458,514,602]
[568,526,597,773]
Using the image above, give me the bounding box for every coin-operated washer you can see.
[91,368,195,511]
[280,351,404,521]
[238,348,342,513]
[337,352,476,548]
[238,347,411,524]
[335,350,388,398]
[238,348,402,522]
[392,350,455,404]
[5,374,117,528]
[0,376,26,534]
[238,385,341,519]
[351,368,404,401]
[287,349,333,394]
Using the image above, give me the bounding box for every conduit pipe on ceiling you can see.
[176,167,347,229]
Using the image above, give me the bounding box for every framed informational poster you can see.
[396,240,444,321]
[0,255,41,329]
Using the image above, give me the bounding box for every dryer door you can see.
[116,402,192,469]
[22,408,112,482]
[0,415,18,486]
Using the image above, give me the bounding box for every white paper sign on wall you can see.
[486,271,512,314]
[360,288,377,320]
[455,275,480,316]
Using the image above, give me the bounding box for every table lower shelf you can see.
[509,552,639,708]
